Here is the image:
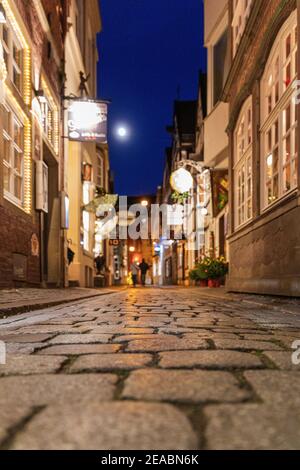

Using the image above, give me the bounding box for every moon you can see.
[117,127,127,138]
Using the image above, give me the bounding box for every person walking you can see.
[139,259,150,286]
[130,261,140,287]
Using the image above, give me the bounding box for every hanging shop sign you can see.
[67,99,108,143]
[211,170,229,218]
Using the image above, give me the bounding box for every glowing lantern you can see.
[170,168,194,194]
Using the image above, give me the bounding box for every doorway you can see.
[219,215,225,258]
[42,144,60,286]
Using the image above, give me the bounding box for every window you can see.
[0,19,23,94]
[213,30,229,106]
[96,153,104,189]
[232,0,253,56]
[82,182,91,252]
[3,105,24,204]
[39,79,59,154]
[83,210,90,251]
[75,0,85,56]
[261,11,298,208]
[234,97,253,228]
[40,98,54,147]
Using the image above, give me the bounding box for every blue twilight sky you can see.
[97,0,206,196]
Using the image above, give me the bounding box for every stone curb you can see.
[0,289,125,319]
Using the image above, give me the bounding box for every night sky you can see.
[97,0,206,196]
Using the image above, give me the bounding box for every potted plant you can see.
[189,262,209,287]
[189,268,199,287]
[206,257,229,288]
[196,263,209,287]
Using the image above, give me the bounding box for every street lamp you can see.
[141,200,148,207]
[170,168,194,193]
[170,160,210,194]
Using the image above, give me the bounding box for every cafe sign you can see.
[67,99,108,143]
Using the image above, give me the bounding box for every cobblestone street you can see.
[0,288,300,450]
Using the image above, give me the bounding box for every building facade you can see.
[64,0,102,287]
[224,0,300,296]
[0,0,66,287]
[158,101,198,286]
[203,0,230,260]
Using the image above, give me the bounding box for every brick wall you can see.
[0,206,40,287]
[0,1,66,288]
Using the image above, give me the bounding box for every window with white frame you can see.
[261,11,298,208]
[232,0,253,57]
[3,105,24,204]
[234,96,253,228]
[40,97,54,147]
[0,20,23,94]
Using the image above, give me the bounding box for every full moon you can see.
[117,127,127,138]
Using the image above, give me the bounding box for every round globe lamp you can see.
[170,168,193,194]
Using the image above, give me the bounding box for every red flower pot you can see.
[208,279,221,288]
[199,279,208,288]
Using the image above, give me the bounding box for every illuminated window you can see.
[261,11,298,208]
[234,96,253,228]
[0,19,23,94]
[232,0,253,57]
[3,105,24,205]
[39,78,59,154]
[41,98,54,145]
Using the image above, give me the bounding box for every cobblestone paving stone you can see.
[0,287,300,450]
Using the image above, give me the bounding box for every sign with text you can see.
[211,170,229,218]
[67,100,108,143]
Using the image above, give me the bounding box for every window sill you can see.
[4,191,26,212]
[233,217,253,235]
[261,188,298,215]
